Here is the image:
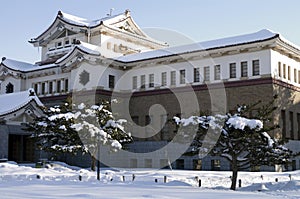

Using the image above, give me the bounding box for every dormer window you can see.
[65,40,70,45]
[6,82,14,93]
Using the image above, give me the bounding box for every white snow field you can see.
[0,162,300,199]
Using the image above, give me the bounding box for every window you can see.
[170,71,176,85]
[49,82,53,94]
[64,79,69,92]
[57,80,61,92]
[57,41,62,48]
[193,159,202,170]
[161,72,167,86]
[176,159,184,169]
[229,63,236,78]
[211,159,220,171]
[132,76,137,89]
[6,82,14,93]
[180,69,186,84]
[252,60,260,76]
[108,75,115,89]
[298,71,300,84]
[141,75,146,89]
[290,111,294,140]
[283,64,286,79]
[297,113,300,140]
[145,115,151,125]
[278,62,281,77]
[34,83,38,93]
[281,110,286,139]
[214,65,221,80]
[194,68,200,82]
[107,42,111,50]
[204,66,210,81]
[114,44,118,52]
[41,82,45,94]
[65,40,70,46]
[241,61,248,77]
[288,66,291,80]
[149,74,154,88]
[145,159,152,168]
[294,69,297,83]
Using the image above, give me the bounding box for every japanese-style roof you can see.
[116,29,281,63]
[57,11,128,28]
[29,10,166,47]
[56,41,101,64]
[0,89,44,116]
[1,41,100,72]
[1,58,57,73]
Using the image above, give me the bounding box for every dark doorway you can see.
[8,134,35,162]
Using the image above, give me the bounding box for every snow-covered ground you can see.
[0,162,299,199]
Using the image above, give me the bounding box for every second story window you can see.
[34,83,38,94]
[132,76,137,89]
[214,65,221,80]
[241,61,248,77]
[170,71,176,86]
[49,82,53,94]
[109,75,115,89]
[161,72,167,86]
[252,60,260,76]
[194,68,200,83]
[278,62,282,77]
[204,66,210,81]
[65,79,69,91]
[149,74,154,88]
[283,64,286,79]
[229,63,236,78]
[57,80,61,92]
[180,69,186,84]
[41,82,46,94]
[141,75,146,89]
[288,66,291,80]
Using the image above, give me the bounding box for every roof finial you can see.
[125,9,130,17]
[2,57,6,61]
[58,10,63,17]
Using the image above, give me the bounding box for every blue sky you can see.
[1,0,300,63]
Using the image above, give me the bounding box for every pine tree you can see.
[28,98,132,170]
[174,99,292,190]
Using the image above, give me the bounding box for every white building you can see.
[0,10,300,170]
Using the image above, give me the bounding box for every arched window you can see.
[6,82,14,93]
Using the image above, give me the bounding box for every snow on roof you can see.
[0,89,44,116]
[59,11,127,27]
[117,29,279,62]
[55,41,101,63]
[1,58,56,72]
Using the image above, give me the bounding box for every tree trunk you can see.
[230,157,238,190]
[91,156,96,171]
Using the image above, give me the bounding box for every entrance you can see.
[8,134,35,162]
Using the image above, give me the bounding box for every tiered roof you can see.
[0,89,44,116]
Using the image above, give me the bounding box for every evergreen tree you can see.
[174,99,292,190]
[28,99,132,170]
